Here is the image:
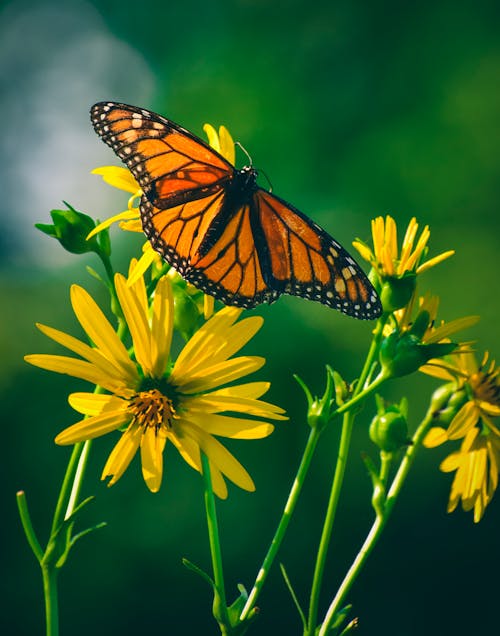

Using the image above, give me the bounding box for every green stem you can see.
[239,426,322,622]
[306,410,354,635]
[201,452,229,633]
[306,316,388,635]
[318,409,434,636]
[42,565,59,636]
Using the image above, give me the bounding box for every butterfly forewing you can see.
[91,102,233,208]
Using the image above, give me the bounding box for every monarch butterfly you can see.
[91,102,381,319]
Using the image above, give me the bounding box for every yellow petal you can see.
[207,460,228,499]
[119,219,143,232]
[126,246,158,287]
[416,250,455,274]
[68,392,127,415]
[171,306,243,378]
[70,285,138,384]
[168,430,201,472]
[351,240,373,264]
[187,393,287,419]
[203,124,220,153]
[424,315,480,344]
[55,409,130,444]
[204,294,215,320]
[34,323,134,384]
[150,276,174,378]
[183,412,274,439]
[25,354,127,393]
[92,166,141,194]
[176,356,265,394]
[423,427,448,448]
[218,125,235,166]
[447,401,478,439]
[398,218,419,274]
[86,209,139,240]
[187,424,255,492]
[140,428,167,492]
[101,425,142,486]
[115,273,153,376]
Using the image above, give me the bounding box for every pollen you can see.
[128,389,176,433]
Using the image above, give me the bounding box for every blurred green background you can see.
[2,0,499,633]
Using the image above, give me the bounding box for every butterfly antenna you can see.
[259,169,274,193]
[235,141,253,167]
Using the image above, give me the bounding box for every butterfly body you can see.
[91,102,382,318]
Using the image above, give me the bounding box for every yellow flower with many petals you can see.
[424,351,500,521]
[25,264,286,498]
[353,216,455,312]
[353,215,454,279]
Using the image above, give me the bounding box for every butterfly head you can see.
[235,166,259,194]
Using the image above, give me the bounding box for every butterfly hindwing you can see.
[141,195,278,308]
[253,190,381,319]
[91,102,233,208]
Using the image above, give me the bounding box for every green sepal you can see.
[295,366,335,431]
[379,272,416,313]
[380,331,456,378]
[317,604,353,635]
[43,496,105,570]
[280,563,307,629]
[36,203,101,256]
[182,557,215,588]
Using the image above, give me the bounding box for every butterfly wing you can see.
[90,102,234,207]
[251,189,382,319]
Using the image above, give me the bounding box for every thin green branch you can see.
[239,426,322,622]
[16,491,43,562]
[201,452,230,633]
[318,408,434,635]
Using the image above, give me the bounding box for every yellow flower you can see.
[353,216,455,312]
[25,264,286,498]
[353,215,454,279]
[424,351,500,521]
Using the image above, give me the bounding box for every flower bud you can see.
[379,272,416,313]
[369,410,409,453]
[36,203,102,255]
[430,382,468,426]
[380,331,456,378]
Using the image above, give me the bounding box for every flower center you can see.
[127,389,176,433]
[470,370,500,407]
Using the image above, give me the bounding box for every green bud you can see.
[295,367,335,431]
[430,382,468,426]
[36,203,101,255]
[369,410,409,453]
[332,368,349,405]
[380,331,456,378]
[379,272,416,312]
